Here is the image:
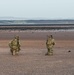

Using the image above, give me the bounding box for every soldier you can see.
[9,36,21,55]
[45,35,55,56]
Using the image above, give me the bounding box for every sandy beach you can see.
[0,30,74,75]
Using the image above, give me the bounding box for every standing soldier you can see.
[9,36,21,55]
[45,35,55,56]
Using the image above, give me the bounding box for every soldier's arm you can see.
[52,39,55,45]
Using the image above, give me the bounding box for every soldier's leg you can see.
[16,51,19,55]
[15,48,19,55]
[50,48,53,55]
[18,47,20,52]
[13,50,16,55]
[48,48,51,55]
[45,48,51,55]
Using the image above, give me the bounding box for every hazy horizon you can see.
[0,17,74,20]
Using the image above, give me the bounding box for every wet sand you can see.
[0,30,74,75]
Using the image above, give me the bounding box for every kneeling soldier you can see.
[9,36,20,55]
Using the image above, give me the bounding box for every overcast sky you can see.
[0,0,74,19]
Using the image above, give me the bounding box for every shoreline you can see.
[0,29,74,32]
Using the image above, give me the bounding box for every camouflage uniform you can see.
[46,35,55,55]
[9,36,20,55]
